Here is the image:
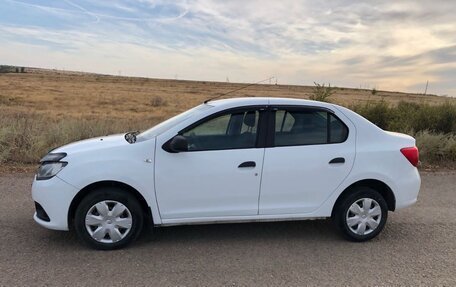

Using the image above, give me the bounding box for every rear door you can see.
[259,106,356,214]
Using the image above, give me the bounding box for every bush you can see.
[353,100,393,130]
[415,131,456,164]
[150,96,167,107]
[352,101,456,134]
[309,82,333,102]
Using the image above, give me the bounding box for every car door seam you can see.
[152,137,164,222]
[256,147,267,215]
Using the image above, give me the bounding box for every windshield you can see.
[137,104,213,141]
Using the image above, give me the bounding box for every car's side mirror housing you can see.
[164,135,188,153]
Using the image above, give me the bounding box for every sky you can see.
[0,0,455,96]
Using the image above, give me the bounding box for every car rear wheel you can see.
[333,187,388,241]
[74,187,144,250]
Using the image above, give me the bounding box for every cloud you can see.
[0,0,455,96]
[62,0,100,23]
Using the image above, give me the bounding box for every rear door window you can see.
[273,108,348,146]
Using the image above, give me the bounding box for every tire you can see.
[332,187,388,242]
[74,187,144,250]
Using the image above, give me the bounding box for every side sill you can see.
[157,216,329,227]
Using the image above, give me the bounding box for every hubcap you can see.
[85,200,133,244]
[346,198,382,236]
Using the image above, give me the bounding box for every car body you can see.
[32,97,421,249]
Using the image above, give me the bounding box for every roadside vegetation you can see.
[1,100,455,168]
[0,71,455,169]
[0,115,150,164]
[352,101,456,134]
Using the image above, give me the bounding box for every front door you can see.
[155,108,265,219]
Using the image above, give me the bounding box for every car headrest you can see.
[243,112,256,127]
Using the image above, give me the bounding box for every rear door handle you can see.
[238,161,256,168]
[329,157,345,164]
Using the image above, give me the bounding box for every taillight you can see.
[400,146,419,167]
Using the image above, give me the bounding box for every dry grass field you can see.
[1,68,453,122]
[0,68,455,170]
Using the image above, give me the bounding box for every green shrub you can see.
[352,101,456,134]
[310,82,333,102]
[415,131,456,164]
[353,100,393,130]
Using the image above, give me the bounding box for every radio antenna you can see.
[204,76,275,104]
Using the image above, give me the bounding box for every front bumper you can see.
[31,175,79,231]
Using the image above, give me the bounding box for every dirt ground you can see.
[1,68,453,122]
[0,171,455,286]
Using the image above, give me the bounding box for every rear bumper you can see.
[31,175,79,231]
[394,168,421,210]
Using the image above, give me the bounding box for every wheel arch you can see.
[331,179,396,217]
[67,180,153,229]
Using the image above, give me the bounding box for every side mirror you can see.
[165,135,188,153]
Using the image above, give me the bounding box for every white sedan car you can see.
[32,97,420,249]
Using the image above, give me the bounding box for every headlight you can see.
[36,162,67,180]
[36,153,68,180]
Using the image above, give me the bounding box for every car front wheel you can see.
[74,187,144,250]
[333,187,388,241]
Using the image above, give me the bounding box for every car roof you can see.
[208,97,334,109]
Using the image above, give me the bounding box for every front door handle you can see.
[329,157,345,164]
[238,161,256,168]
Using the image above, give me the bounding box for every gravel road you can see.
[0,172,455,286]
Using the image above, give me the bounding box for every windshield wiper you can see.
[124,131,140,144]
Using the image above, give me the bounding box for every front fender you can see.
[56,139,162,224]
